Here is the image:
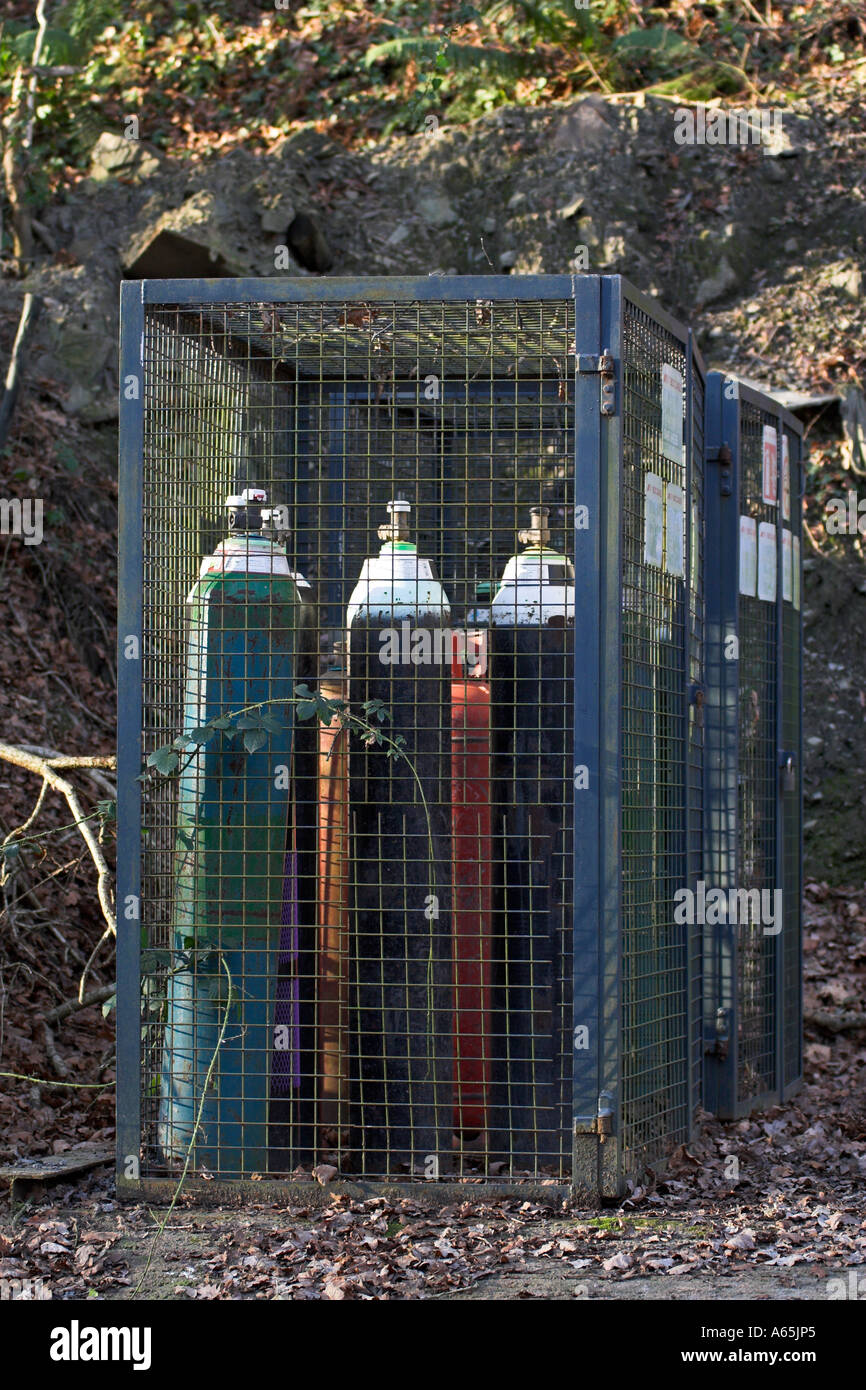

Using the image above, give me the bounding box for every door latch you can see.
[576,348,616,416]
[780,750,797,793]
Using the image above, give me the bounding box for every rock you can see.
[440,158,474,196]
[386,223,410,246]
[761,112,810,158]
[123,191,248,277]
[558,194,584,220]
[286,211,333,272]
[551,97,617,155]
[763,159,788,183]
[416,190,457,228]
[830,265,862,300]
[507,191,526,211]
[696,255,738,306]
[89,131,160,182]
[600,224,627,268]
[62,382,95,417]
[260,197,296,234]
[575,214,601,250]
[499,249,518,269]
[482,216,496,233]
[126,229,234,278]
[841,385,866,472]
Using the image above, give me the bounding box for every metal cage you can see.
[115,277,772,1201]
[702,372,804,1118]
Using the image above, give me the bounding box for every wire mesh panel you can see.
[688,344,706,1121]
[736,396,778,1105]
[615,289,702,1184]
[702,373,803,1118]
[780,422,804,1096]
[119,277,580,1192]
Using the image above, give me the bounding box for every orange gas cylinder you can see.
[451,643,492,1137]
[318,648,349,1137]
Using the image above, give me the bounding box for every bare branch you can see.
[43,983,116,1027]
[0,741,116,939]
[78,925,114,1003]
[25,0,52,152]
[0,294,42,451]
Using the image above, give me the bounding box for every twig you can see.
[30,216,56,253]
[738,0,781,35]
[43,982,116,1027]
[27,64,83,77]
[0,294,43,451]
[0,742,116,939]
[18,744,116,799]
[24,0,51,152]
[41,1021,69,1077]
[77,926,113,1003]
[579,50,613,94]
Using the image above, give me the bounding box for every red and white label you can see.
[762,425,778,506]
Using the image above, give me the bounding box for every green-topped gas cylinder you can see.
[158,488,315,1176]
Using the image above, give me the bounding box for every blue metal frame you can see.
[137,276,579,306]
[116,281,145,1186]
[570,275,605,1196]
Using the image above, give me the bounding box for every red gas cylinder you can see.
[451,632,492,1137]
[318,649,349,1140]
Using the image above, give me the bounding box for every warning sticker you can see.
[661,365,684,465]
[644,472,664,568]
[781,435,791,521]
[758,521,777,602]
[793,534,801,611]
[782,527,793,602]
[739,516,757,597]
[762,425,778,506]
[665,481,685,577]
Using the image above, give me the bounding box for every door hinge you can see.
[576,348,616,416]
[708,443,733,496]
[594,1089,614,1140]
[705,1007,730,1061]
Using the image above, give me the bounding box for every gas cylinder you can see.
[158,488,315,1176]
[451,628,492,1140]
[261,504,318,1172]
[346,500,452,1175]
[488,506,574,1170]
[317,642,350,1148]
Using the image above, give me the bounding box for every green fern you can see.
[482,0,590,45]
[55,0,125,45]
[363,36,527,79]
